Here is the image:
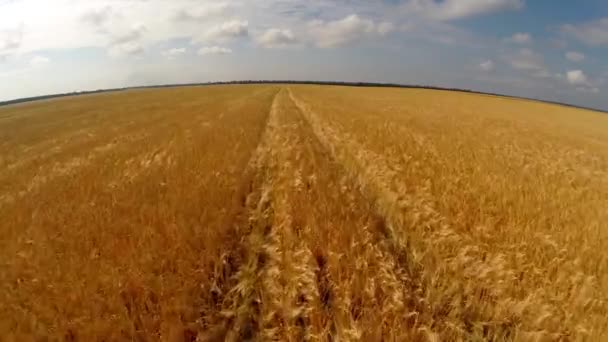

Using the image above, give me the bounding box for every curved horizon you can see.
[2,79,607,114]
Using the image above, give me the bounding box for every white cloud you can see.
[531,69,551,79]
[111,24,146,45]
[198,46,232,55]
[562,18,608,46]
[81,7,148,58]
[561,70,602,94]
[507,32,532,44]
[308,14,388,48]
[403,0,524,21]
[109,42,144,56]
[257,28,297,48]
[565,51,585,62]
[162,47,187,59]
[508,48,547,73]
[377,22,396,36]
[2,0,233,54]
[108,24,146,57]
[576,87,600,94]
[479,60,495,72]
[567,70,590,86]
[81,6,113,27]
[198,20,249,43]
[174,3,230,21]
[30,55,50,66]
[0,25,23,59]
[0,0,606,109]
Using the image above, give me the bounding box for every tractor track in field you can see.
[203,90,321,341]
[201,88,438,340]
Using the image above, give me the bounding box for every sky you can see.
[1,0,608,110]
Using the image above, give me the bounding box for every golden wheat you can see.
[1,84,607,341]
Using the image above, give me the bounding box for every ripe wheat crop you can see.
[1,85,606,341]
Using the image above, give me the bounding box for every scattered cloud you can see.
[398,19,474,46]
[174,3,230,21]
[576,87,600,94]
[507,48,548,75]
[506,32,532,44]
[402,0,524,21]
[108,24,146,56]
[111,24,146,45]
[565,51,585,63]
[549,38,568,49]
[162,47,187,59]
[30,55,50,67]
[559,70,602,94]
[0,25,23,60]
[0,0,606,109]
[308,14,390,48]
[109,42,144,56]
[81,6,113,28]
[562,18,608,46]
[81,8,148,57]
[198,46,232,55]
[257,28,298,48]
[566,70,590,86]
[377,22,396,36]
[479,60,495,72]
[198,20,249,43]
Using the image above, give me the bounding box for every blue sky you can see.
[1,0,608,110]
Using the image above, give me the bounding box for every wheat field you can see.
[0,84,607,341]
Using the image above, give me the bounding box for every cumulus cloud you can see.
[560,70,602,93]
[479,60,495,72]
[257,28,298,48]
[174,3,230,21]
[507,32,532,44]
[562,18,608,46]
[198,46,232,55]
[403,0,524,21]
[308,14,391,48]
[30,55,50,67]
[162,47,187,59]
[566,70,590,86]
[565,51,585,62]
[197,20,249,43]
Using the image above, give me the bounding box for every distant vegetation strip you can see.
[1,80,606,114]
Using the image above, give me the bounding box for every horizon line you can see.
[1,80,606,114]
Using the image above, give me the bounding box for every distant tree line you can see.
[1,80,606,114]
